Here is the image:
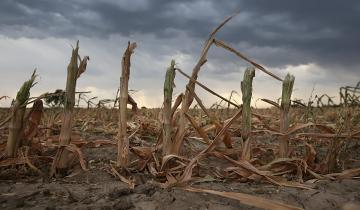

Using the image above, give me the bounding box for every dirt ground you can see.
[1,146,359,210]
[1,107,360,210]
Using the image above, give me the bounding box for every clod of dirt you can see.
[342,202,360,210]
[112,197,134,210]
[108,188,134,200]
[135,184,157,196]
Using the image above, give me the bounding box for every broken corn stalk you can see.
[162,60,176,156]
[6,70,37,157]
[279,73,295,158]
[117,41,136,167]
[241,66,255,160]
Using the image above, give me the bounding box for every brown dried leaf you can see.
[305,143,316,168]
[148,162,162,177]
[77,56,89,78]
[327,168,360,179]
[297,133,360,139]
[268,176,314,190]
[0,157,26,167]
[23,147,43,176]
[212,151,280,186]
[64,144,88,171]
[161,154,190,171]
[184,187,304,210]
[185,112,211,144]
[222,132,233,149]
[130,146,152,160]
[286,123,335,135]
[176,109,242,185]
[213,39,283,82]
[110,164,135,189]
[87,139,116,148]
[171,93,183,118]
[261,99,280,109]
[23,99,43,142]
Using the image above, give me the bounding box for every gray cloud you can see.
[1,0,359,70]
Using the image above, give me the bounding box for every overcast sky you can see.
[0,0,359,108]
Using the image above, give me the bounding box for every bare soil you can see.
[1,146,359,210]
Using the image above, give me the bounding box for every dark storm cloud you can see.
[225,1,360,69]
[0,0,219,38]
[0,0,359,70]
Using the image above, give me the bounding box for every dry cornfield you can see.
[0,14,359,210]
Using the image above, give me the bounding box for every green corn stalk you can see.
[162,60,176,156]
[241,66,255,160]
[6,70,37,157]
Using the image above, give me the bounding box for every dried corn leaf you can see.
[64,144,88,171]
[77,56,89,78]
[0,157,26,167]
[185,112,211,144]
[327,168,360,179]
[213,39,283,82]
[23,147,43,176]
[261,99,280,109]
[110,164,135,189]
[130,146,152,160]
[297,133,360,139]
[86,139,116,148]
[212,151,280,186]
[175,109,242,185]
[286,123,335,135]
[183,187,304,210]
[23,99,43,142]
[269,176,314,190]
[305,143,316,167]
[161,154,190,171]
